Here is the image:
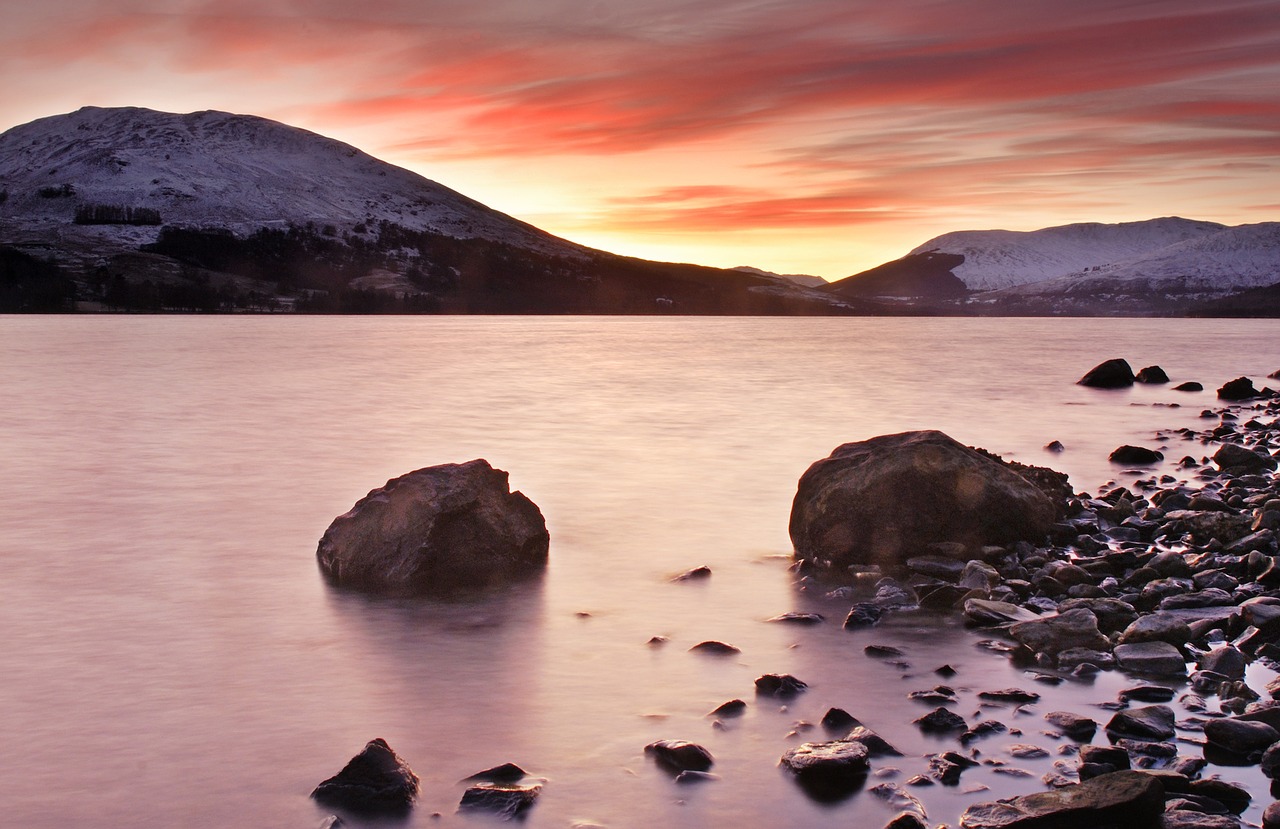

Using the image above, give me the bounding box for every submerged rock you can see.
[316,460,549,595]
[311,738,420,814]
[790,431,1060,569]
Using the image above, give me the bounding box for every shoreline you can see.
[780,382,1280,828]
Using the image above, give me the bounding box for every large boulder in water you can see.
[1078,358,1135,388]
[789,431,1061,569]
[317,460,549,595]
[311,738,420,814]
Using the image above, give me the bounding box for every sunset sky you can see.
[3,0,1279,277]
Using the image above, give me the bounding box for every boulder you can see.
[1214,443,1277,474]
[1203,717,1279,756]
[1114,641,1187,676]
[780,739,870,797]
[959,769,1163,828]
[1044,711,1098,741]
[316,460,549,595]
[1118,614,1193,647]
[1106,705,1176,741]
[790,431,1060,569]
[1109,445,1163,465]
[1079,359,1136,388]
[1009,608,1111,657]
[1218,377,1259,400]
[1135,366,1170,384]
[1174,382,1204,392]
[644,740,714,773]
[311,738,420,814]
[459,784,541,819]
[755,674,808,697]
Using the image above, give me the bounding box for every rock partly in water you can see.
[790,431,1061,569]
[644,740,714,773]
[1135,366,1170,384]
[1174,381,1204,392]
[1009,608,1110,658]
[316,460,549,595]
[779,739,871,799]
[311,738,420,814]
[1218,377,1259,400]
[1078,359,1136,388]
[1109,445,1163,465]
[459,784,541,819]
[959,769,1164,829]
[1106,705,1176,741]
[1214,443,1278,474]
[755,674,808,697]
[1113,641,1188,676]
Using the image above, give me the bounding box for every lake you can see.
[1,315,1277,827]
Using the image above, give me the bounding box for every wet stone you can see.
[459,784,541,820]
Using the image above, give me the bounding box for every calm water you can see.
[1,315,1277,828]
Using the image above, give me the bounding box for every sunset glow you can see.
[3,0,1278,277]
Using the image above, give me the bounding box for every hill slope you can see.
[0,107,858,315]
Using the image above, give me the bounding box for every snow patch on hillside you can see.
[910,218,1226,291]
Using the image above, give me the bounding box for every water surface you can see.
[1,316,1276,827]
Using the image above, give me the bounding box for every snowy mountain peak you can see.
[910,217,1228,291]
[0,106,570,254]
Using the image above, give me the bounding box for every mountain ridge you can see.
[0,106,862,315]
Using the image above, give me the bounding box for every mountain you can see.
[830,217,1280,315]
[0,107,861,314]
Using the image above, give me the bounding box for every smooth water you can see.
[1,316,1277,828]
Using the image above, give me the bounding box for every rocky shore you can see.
[779,369,1280,828]
[311,366,1280,828]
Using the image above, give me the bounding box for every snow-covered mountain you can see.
[831,216,1279,314]
[994,222,1280,298]
[0,106,857,315]
[0,105,572,255]
[909,217,1227,291]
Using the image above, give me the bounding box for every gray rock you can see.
[1114,642,1188,676]
[1009,608,1111,657]
[1203,717,1279,756]
[1119,614,1194,647]
[959,769,1163,828]
[1106,705,1176,741]
[789,431,1060,569]
[1044,711,1097,740]
[1197,645,1246,680]
[316,460,549,595]
[311,738,420,814]
[779,739,871,796]
[964,598,1041,626]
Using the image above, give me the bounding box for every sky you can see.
[2,0,1279,278]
